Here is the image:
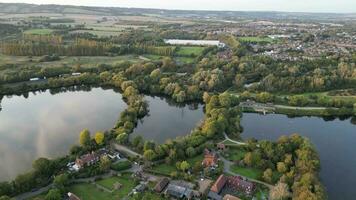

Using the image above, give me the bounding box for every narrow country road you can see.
[15,184,53,200]
[274,104,328,110]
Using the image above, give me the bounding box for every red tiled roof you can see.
[226,176,256,194]
[223,194,241,200]
[211,175,227,193]
[155,177,170,193]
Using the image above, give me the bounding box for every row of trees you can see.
[1,39,112,56]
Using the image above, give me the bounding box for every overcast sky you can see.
[1,0,355,13]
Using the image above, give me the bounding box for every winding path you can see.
[112,143,143,158]
[222,133,247,146]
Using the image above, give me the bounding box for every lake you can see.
[0,88,204,181]
[241,113,356,200]
[131,96,204,143]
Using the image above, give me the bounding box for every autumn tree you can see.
[263,168,273,183]
[79,129,91,147]
[270,181,291,200]
[94,132,105,145]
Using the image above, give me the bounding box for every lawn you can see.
[175,46,205,57]
[24,29,54,35]
[96,173,136,196]
[69,183,120,200]
[224,147,246,161]
[230,166,263,180]
[175,56,195,64]
[69,173,136,200]
[151,163,176,175]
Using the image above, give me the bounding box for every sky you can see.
[0,0,355,13]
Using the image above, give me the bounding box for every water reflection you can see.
[241,113,356,200]
[131,96,205,144]
[0,87,126,181]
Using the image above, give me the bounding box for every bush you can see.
[110,161,132,171]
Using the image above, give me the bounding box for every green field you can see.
[24,29,54,35]
[69,183,120,200]
[230,166,263,180]
[69,174,136,200]
[238,36,274,43]
[175,46,205,57]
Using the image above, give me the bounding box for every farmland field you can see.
[24,29,54,35]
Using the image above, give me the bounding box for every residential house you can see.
[208,191,223,200]
[217,143,226,151]
[223,194,241,200]
[155,177,170,193]
[202,149,219,168]
[226,176,256,195]
[165,184,193,199]
[210,175,227,193]
[75,152,100,169]
[68,192,81,200]
[210,175,256,198]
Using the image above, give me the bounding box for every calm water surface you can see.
[241,113,356,200]
[131,96,204,143]
[0,87,126,181]
[0,89,205,181]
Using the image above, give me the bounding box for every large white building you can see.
[164,39,226,48]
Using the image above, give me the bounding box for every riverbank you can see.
[240,100,355,117]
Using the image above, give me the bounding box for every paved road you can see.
[220,156,274,189]
[112,143,143,158]
[15,184,53,200]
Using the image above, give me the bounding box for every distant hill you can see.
[0,3,355,22]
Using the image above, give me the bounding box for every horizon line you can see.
[0,2,355,14]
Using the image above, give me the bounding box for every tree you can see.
[79,129,91,147]
[99,156,111,172]
[0,196,11,200]
[269,181,291,200]
[0,182,13,197]
[180,161,190,172]
[235,74,246,89]
[94,132,105,145]
[116,133,128,144]
[256,92,273,103]
[277,162,288,174]
[45,189,61,200]
[53,173,69,192]
[132,136,143,148]
[185,147,196,158]
[143,150,156,161]
[32,158,53,178]
[144,141,156,151]
[263,168,273,183]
